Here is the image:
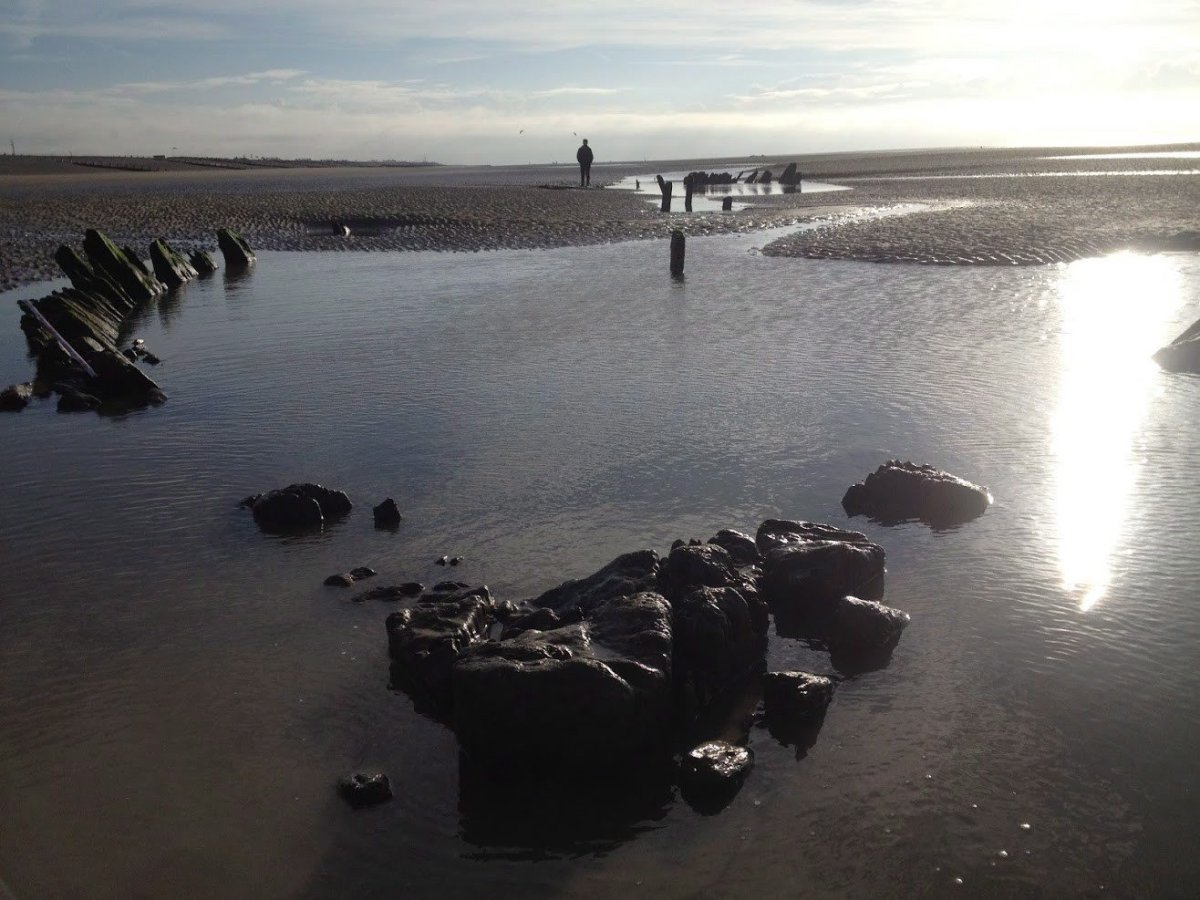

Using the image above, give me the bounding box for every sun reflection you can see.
[1051,252,1183,610]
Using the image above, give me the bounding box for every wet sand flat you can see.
[2,146,1197,291]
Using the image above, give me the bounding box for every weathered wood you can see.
[721,197,733,211]
[656,174,673,213]
[217,228,256,267]
[683,173,694,213]
[670,230,685,278]
[150,238,199,288]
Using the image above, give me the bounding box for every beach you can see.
[3,145,1198,292]
[3,146,1200,898]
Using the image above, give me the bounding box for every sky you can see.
[1,0,1197,164]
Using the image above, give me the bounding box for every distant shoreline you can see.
[2,145,1198,292]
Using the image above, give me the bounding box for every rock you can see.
[433,580,469,592]
[530,549,660,616]
[56,386,101,412]
[762,671,834,718]
[708,529,760,565]
[216,228,256,267]
[386,586,499,703]
[142,352,161,365]
[189,249,217,274]
[351,582,423,602]
[0,383,33,411]
[756,518,872,554]
[82,229,163,304]
[451,591,674,775]
[661,542,740,594]
[506,607,562,633]
[149,238,199,289]
[760,521,886,619]
[1154,318,1200,372]
[436,556,449,566]
[449,556,464,566]
[674,586,767,709]
[679,740,753,812]
[373,498,402,528]
[350,566,376,580]
[827,595,910,660]
[842,460,991,527]
[248,482,352,533]
[325,573,355,587]
[337,772,392,808]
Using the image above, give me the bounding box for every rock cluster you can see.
[240,482,352,533]
[379,519,912,799]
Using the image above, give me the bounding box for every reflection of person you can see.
[576,139,594,188]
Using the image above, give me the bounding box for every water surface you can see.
[2,233,1199,897]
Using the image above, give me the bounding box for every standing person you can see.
[576,138,593,188]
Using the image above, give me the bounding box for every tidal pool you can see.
[2,231,1199,897]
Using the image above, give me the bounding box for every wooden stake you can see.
[670,230,685,278]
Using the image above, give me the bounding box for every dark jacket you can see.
[576,144,594,165]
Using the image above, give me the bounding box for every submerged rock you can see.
[828,595,910,659]
[337,772,392,807]
[0,383,33,411]
[247,482,352,533]
[762,671,834,718]
[1154,318,1200,373]
[451,591,673,775]
[373,498,402,528]
[216,228,256,267]
[842,460,991,527]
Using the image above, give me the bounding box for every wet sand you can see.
[2,146,1197,291]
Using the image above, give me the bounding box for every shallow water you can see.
[612,169,850,212]
[2,233,1200,898]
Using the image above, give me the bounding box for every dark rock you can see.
[248,482,352,533]
[762,671,834,718]
[349,566,376,581]
[760,522,886,621]
[189,249,218,274]
[56,386,101,412]
[756,518,872,554]
[449,556,464,566]
[325,573,355,587]
[373,498,402,528]
[670,539,685,551]
[337,772,392,808]
[662,543,740,594]
[351,582,423,603]
[530,549,660,616]
[674,586,767,708]
[827,595,910,661]
[679,741,753,812]
[82,229,164,304]
[141,352,161,365]
[1155,318,1200,373]
[216,228,256,267]
[433,580,469,592]
[506,607,561,633]
[436,556,449,566]
[842,460,991,527]
[386,586,500,704]
[238,494,261,509]
[0,383,33,411]
[708,528,760,565]
[451,591,673,775]
[149,238,199,289]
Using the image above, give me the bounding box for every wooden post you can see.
[684,174,694,212]
[670,230,685,278]
[721,196,733,211]
[656,174,673,212]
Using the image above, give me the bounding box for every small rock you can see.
[56,387,101,412]
[349,566,377,581]
[828,595,910,655]
[337,772,392,808]
[436,556,449,566]
[433,580,469,592]
[373,498,402,528]
[679,741,753,812]
[325,573,355,587]
[449,556,464,566]
[397,581,424,596]
[762,671,835,718]
[142,352,161,365]
[1,383,33,411]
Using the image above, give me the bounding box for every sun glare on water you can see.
[1051,252,1184,611]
